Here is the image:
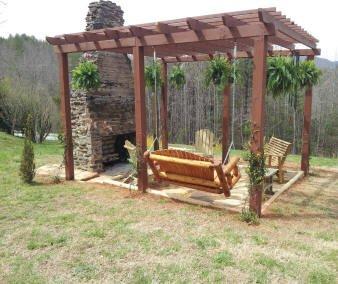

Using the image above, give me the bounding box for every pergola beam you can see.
[51,22,274,53]
[187,17,215,30]
[258,9,317,49]
[161,48,320,63]
[269,35,295,50]
[129,25,159,37]
[156,22,186,34]
[222,14,246,27]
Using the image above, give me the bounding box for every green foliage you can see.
[71,60,101,91]
[194,236,219,249]
[205,55,232,89]
[245,151,266,186]
[307,267,336,284]
[213,251,234,267]
[239,208,260,225]
[169,65,186,90]
[19,115,36,183]
[145,61,162,92]
[298,60,322,88]
[267,57,295,98]
[267,57,322,107]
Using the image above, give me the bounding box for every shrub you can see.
[71,60,101,91]
[19,115,36,183]
[239,208,260,225]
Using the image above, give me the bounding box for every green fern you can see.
[71,60,101,91]
[145,61,162,92]
[169,65,186,90]
[205,55,232,89]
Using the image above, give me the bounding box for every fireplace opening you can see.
[102,132,136,167]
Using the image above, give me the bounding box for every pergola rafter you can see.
[47,8,318,56]
[48,7,319,216]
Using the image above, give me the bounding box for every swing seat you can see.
[144,149,241,197]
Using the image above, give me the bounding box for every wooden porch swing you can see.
[144,149,240,197]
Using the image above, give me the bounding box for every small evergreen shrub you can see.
[19,115,36,183]
[72,60,101,91]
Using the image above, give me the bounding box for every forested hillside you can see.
[0,35,79,142]
[148,59,338,157]
[0,34,337,156]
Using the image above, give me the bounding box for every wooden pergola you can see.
[47,7,319,213]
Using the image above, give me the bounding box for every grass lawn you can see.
[0,132,337,283]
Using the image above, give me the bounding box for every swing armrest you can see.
[222,157,240,174]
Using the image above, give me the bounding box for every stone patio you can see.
[36,162,304,213]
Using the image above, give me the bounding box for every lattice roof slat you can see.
[46,7,319,60]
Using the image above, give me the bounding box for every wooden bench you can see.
[124,140,137,168]
[195,129,214,157]
[144,149,241,197]
[265,136,292,183]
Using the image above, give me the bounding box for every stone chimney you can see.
[71,1,135,172]
[86,0,124,30]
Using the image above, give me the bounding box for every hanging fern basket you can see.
[71,60,101,92]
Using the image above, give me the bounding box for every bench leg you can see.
[277,169,284,183]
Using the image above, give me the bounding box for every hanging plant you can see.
[71,60,101,91]
[169,65,186,90]
[298,60,322,89]
[145,61,162,92]
[267,56,295,98]
[267,57,322,106]
[229,62,244,86]
[205,55,232,89]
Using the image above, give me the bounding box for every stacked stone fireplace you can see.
[71,1,135,172]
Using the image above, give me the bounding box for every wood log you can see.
[222,157,240,174]
[158,171,219,188]
[149,154,213,169]
[214,163,230,197]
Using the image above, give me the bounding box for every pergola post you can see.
[301,55,314,175]
[222,84,231,162]
[250,36,268,217]
[160,61,169,149]
[250,36,267,153]
[57,53,74,180]
[133,46,148,192]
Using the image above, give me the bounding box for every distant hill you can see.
[315,57,338,69]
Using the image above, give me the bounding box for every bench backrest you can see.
[265,136,292,167]
[149,149,215,181]
[124,140,137,166]
[195,129,214,156]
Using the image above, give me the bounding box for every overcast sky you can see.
[0,0,337,60]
